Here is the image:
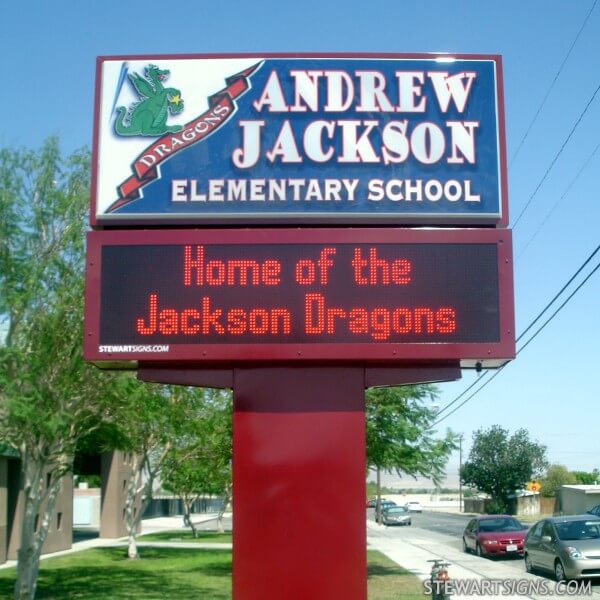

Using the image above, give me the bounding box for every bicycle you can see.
[427,559,451,600]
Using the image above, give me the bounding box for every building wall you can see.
[7,464,73,560]
[100,451,141,538]
[0,457,7,564]
[1,451,143,561]
[559,486,600,515]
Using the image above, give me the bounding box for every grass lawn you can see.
[367,550,425,599]
[0,546,422,599]
[139,530,232,544]
[0,547,232,600]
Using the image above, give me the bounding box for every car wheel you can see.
[408,521,411,526]
[476,543,484,557]
[555,560,567,582]
[462,538,469,553]
[524,553,533,573]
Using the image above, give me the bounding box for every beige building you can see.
[559,485,600,515]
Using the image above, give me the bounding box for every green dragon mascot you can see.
[114,65,184,136]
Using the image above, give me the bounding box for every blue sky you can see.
[2,1,599,483]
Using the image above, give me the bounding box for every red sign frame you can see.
[84,227,514,368]
[90,52,509,229]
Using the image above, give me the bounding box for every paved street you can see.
[368,512,600,599]
[368,507,471,536]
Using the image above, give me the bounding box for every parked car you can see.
[405,501,423,513]
[375,500,397,523]
[523,515,600,581]
[381,505,412,526]
[463,515,528,558]
[587,504,600,518]
[367,498,396,510]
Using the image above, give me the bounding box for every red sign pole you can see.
[232,366,367,600]
[138,364,461,598]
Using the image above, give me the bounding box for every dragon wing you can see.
[127,73,154,99]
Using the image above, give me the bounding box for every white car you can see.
[405,501,423,513]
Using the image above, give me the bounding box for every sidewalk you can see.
[367,519,600,599]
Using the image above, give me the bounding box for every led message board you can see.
[91,53,508,227]
[84,229,515,367]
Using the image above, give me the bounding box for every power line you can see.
[516,142,600,260]
[433,244,600,425]
[515,258,600,355]
[433,367,505,426]
[432,370,491,419]
[434,243,599,420]
[511,80,600,229]
[516,243,600,343]
[429,4,600,425]
[508,0,598,168]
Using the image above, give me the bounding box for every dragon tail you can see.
[114,107,137,136]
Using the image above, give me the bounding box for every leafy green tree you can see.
[366,481,395,499]
[113,379,219,558]
[161,388,232,536]
[572,469,600,485]
[460,425,548,513]
[365,384,457,520]
[0,139,125,600]
[540,464,577,497]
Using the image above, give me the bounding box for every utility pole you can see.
[458,434,463,513]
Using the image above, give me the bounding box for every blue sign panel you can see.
[92,54,507,226]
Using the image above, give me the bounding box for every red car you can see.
[463,515,527,558]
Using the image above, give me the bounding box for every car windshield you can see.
[478,518,524,532]
[386,507,408,514]
[555,520,600,541]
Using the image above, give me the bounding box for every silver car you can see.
[524,515,600,581]
[381,505,412,526]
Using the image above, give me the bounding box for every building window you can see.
[57,512,63,531]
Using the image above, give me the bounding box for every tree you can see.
[0,139,125,600]
[113,378,216,558]
[540,464,577,497]
[572,469,600,485]
[365,384,457,520]
[460,425,548,513]
[161,388,232,536]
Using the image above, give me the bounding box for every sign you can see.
[91,53,508,227]
[84,228,515,367]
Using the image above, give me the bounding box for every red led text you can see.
[351,248,412,285]
[305,293,456,340]
[137,294,291,336]
[184,245,281,286]
[120,243,485,343]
